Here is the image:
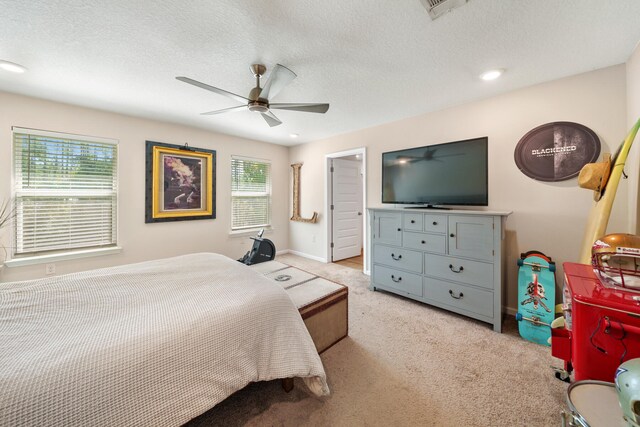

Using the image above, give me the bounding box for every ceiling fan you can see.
[176,64,329,127]
[397,147,465,163]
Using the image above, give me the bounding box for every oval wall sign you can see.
[514,121,601,182]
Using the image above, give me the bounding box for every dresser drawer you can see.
[403,231,446,254]
[373,245,422,273]
[424,253,493,290]
[423,214,447,234]
[425,277,493,318]
[403,213,423,231]
[373,265,423,297]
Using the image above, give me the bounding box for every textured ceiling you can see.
[1,0,640,146]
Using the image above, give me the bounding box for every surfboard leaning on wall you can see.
[578,118,640,264]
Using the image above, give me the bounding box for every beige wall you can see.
[0,62,634,312]
[628,42,640,233]
[289,64,629,312]
[0,92,290,282]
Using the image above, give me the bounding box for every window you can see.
[231,157,271,231]
[12,128,118,257]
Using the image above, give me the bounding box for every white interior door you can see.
[332,158,362,261]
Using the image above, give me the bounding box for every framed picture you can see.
[145,141,216,223]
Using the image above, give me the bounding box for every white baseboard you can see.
[278,249,328,263]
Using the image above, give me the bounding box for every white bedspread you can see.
[0,253,329,426]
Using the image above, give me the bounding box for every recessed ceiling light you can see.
[480,69,504,81]
[0,60,27,73]
[289,133,299,138]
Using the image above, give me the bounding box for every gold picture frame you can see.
[145,141,216,223]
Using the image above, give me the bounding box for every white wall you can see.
[628,42,640,233]
[289,64,629,311]
[0,91,290,282]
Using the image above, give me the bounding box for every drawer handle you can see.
[449,290,464,299]
[397,228,402,232]
[449,264,464,273]
[432,221,438,225]
[421,240,426,244]
[450,233,455,238]
[410,220,415,224]
[391,253,402,260]
[391,275,402,283]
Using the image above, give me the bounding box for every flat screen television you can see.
[382,137,488,207]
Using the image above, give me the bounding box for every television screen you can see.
[382,137,488,206]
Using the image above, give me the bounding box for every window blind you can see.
[13,129,118,256]
[231,157,271,230]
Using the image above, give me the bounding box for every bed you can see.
[0,253,329,426]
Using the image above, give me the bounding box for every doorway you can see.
[325,148,366,271]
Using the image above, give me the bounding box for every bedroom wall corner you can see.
[0,91,290,282]
[287,64,628,313]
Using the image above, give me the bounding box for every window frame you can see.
[6,127,120,266]
[230,155,272,233]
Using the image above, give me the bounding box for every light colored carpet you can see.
[185,254,566,426]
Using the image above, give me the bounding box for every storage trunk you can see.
[251,261,349,353]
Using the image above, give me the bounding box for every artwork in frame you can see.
[145,141,216,223]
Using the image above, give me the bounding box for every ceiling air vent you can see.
[420,0,469,20]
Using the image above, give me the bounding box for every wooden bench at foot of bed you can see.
[250,261,348,354]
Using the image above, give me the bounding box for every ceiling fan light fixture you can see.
[480,69,504,81]
[247,101,270,113]
[0,60,27,73]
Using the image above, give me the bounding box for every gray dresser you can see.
[369,208,511,332]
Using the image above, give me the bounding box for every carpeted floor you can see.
[185,254,567,426]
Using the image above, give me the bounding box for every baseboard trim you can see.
[279,249,328,263]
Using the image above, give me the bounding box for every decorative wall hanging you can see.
[514,121,601,182]
[290,163,318,223]
[145,141,216,223]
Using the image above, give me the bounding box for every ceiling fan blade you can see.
[270,103,330,114]
[200,105,247,115]
[261,111,282,127]
[259,64,296,100]
[176,76,249,105]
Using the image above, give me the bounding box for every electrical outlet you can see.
[45,263,56,275]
